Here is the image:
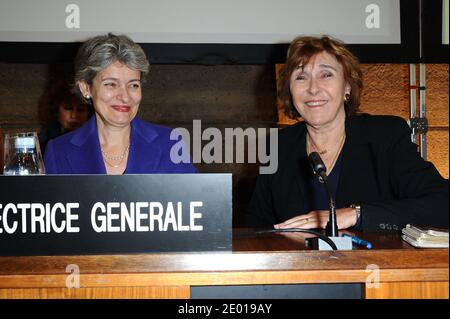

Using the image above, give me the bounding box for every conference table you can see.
[0,229,447,299]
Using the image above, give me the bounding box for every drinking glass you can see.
[3,132,45,175]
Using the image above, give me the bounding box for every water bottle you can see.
[3,132,45,175]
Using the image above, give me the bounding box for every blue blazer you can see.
[44,116,197,174]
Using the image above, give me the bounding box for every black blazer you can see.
[246,114,449,232]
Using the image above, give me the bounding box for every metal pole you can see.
[419,63,427,159]
[409,64,417,144]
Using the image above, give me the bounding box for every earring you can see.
[85,94,91,99]
[344,93,350,102]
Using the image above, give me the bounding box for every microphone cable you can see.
[256,228,338,250]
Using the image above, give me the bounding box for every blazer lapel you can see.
[336,116,368,206]
[126,118,163,173]
[295,134,312,206]
[292,123,310,211]
[66,116,106,174]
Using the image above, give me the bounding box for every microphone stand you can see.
[319,172,338,237]
[308,152,352,251]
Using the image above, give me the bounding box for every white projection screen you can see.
[0,0,423,63]
[0,0,401,44]
[422,0,448,62]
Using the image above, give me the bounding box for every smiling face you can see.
[78,60,142,129]
[289,51,350,129]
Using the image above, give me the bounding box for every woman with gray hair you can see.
[44,33,196,174]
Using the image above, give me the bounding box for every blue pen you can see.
[342,233,373,249]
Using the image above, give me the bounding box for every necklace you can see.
[325,133,346,174]
[307,132,346,177]
[308,136,327,155]
[101,144,129,168]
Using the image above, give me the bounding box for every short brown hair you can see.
[278,35,363,119]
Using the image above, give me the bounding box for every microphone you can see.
[307,152,352,250]
[308,151,327,182]
[308,152,338,236]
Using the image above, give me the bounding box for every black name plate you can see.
[0,174,232,256]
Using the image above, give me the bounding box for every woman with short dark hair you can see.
[38,79,92,155]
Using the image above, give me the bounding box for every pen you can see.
[342,233,373,249]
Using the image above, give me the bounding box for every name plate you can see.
[0,174,232,256]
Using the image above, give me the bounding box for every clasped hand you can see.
[274,207,357,230]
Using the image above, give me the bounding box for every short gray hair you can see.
[73,33,150,102]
